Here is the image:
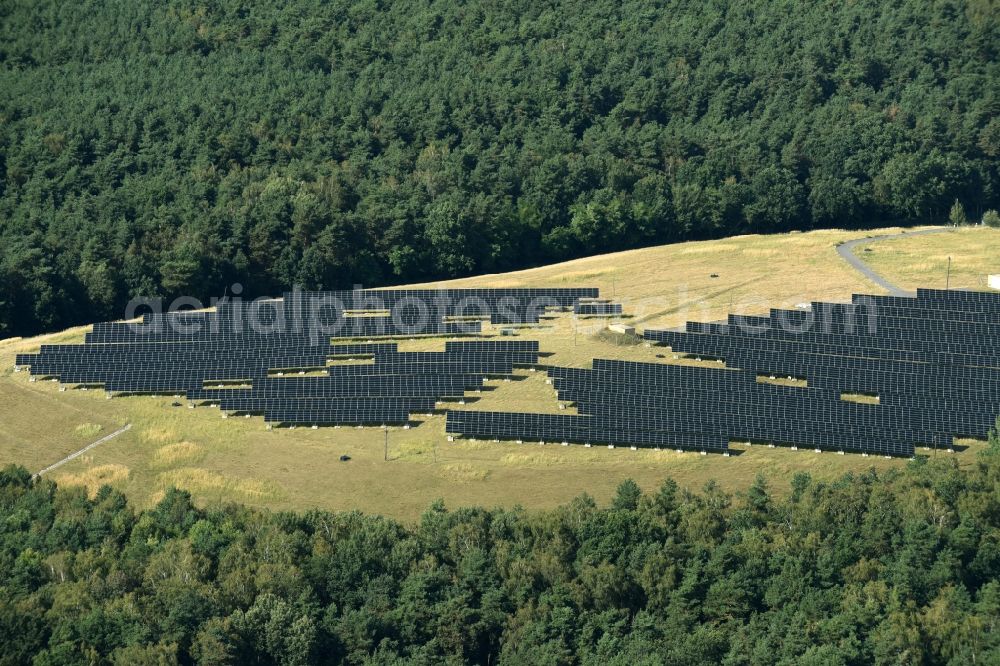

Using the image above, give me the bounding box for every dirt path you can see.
[836,228,951,296]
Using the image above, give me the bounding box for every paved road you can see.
[34,423,132,478]
[836,228,951,296]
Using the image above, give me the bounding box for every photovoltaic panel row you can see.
[637,289,1000,452]
[285,288,598,324]
[446,410,727,451]
[574,302,624,316]
[762,306,1000,336]
[648,328,998,368]
[184,341,538,425]
[853,293,1000,319]
[549,363,922,455]
[643,334,1000,399]
[85,319,480,343]
[682,320,999,361]
[187,374,484,402]
[104,288,598,344]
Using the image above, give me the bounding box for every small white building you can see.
[990,274,1000,290]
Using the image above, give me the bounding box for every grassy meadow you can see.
[856,226,1000,292]
[0,225,996,521]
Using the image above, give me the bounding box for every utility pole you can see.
[946,257,952,290]
[384,429,388,461]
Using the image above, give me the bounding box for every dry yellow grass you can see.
[857,226,1000,291]
[151,442,205,468]
[406,227,916,329]
[53,464,130,498]
[0,226,995,521]
[157,467,283,502]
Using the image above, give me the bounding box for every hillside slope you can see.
[0,227,997,519]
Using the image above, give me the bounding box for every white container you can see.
[989,274,1000,290]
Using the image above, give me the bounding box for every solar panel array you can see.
[19,284,991,455]
[75,287,604,344]
[13,288,568,426]
[444,289,999,456]
[287,287,599,325]
[446,359,731,452]
[204,340,539,424]
[574,301,624,316]
[628,288,1000,456]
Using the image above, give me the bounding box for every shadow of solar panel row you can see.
[446,410,727,450]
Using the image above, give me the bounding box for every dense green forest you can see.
[1,0,998,336]
[1,421,998,664]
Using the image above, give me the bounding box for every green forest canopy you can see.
[1,420,999,664]
[0,0,997,336]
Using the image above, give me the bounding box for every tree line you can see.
[1,420,999,664]
[1,0,997,336]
